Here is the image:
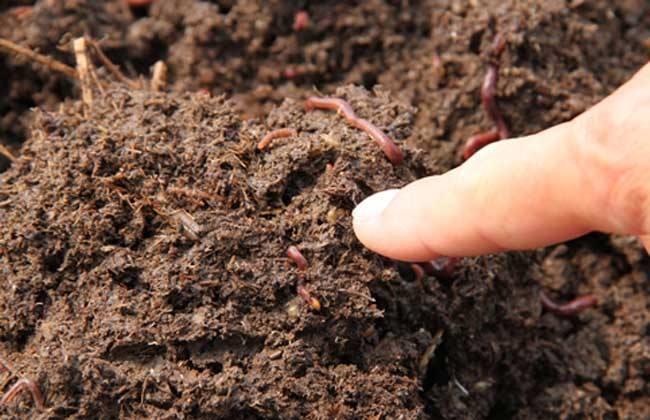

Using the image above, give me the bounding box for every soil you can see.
[0,1,649,419]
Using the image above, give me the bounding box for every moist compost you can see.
[0,0,649,419]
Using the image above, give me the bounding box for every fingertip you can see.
[352,189,400,222]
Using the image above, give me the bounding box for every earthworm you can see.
[293,10,310,32]
[411,264,426,282]
[287,246,308,271]
[125,0,153,6]
[0,378,44,410]
[539,291,598,316]
[9,6,33,19]
[420,257,460,280]
[257,128,298,150]
[461,33,510,160]
[297,285,321,311]
[304,96,404,165]
[461,130,500,160]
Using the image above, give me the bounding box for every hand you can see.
[352,62,650,261]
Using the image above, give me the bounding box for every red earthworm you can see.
[287,246,308,271]
[461,130,500,160]
[304,96,404,165]
[411,264,425,282]
[297,285,321,311]
[293,10,310,32]
[420,257,460,280]
[257,128,298,150]
[282,67,302,79]
[125,0,153,6]
[461,33,510,160]
[539,291,598,316]
[0,378,44,410]
[9,6,33,19]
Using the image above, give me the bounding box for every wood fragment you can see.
[0,38,77,79]
[172,210,202,240]
[151,61,168,92]
[73,38,93,106]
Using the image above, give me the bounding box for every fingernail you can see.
[352,189,400,221]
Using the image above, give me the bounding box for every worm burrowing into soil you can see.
[286,246,308,271]
[461,33,510,160]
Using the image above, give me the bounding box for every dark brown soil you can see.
[0,1,649,419]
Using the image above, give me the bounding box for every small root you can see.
[0,144,16,162]
[0,38,77,79]
[87,39,139,89]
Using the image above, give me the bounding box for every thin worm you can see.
[293,10,310,32]
[462,33,510,160]
[420,257,460,280]
[287,246,308,271]
[257,128,298,150]
[539,291,598,316]
[297,285,321,311]
[411,264,425,282]
[0,378,44,410]
[481,66,509,140]
[461,130,500,160]
[304,96,404,165]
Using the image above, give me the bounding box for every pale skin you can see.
[353,62,650,261]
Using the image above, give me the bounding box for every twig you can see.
[0,38,77,79]
[87,39,139,89]
[0,144,16,162]
[73,38,93,106]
